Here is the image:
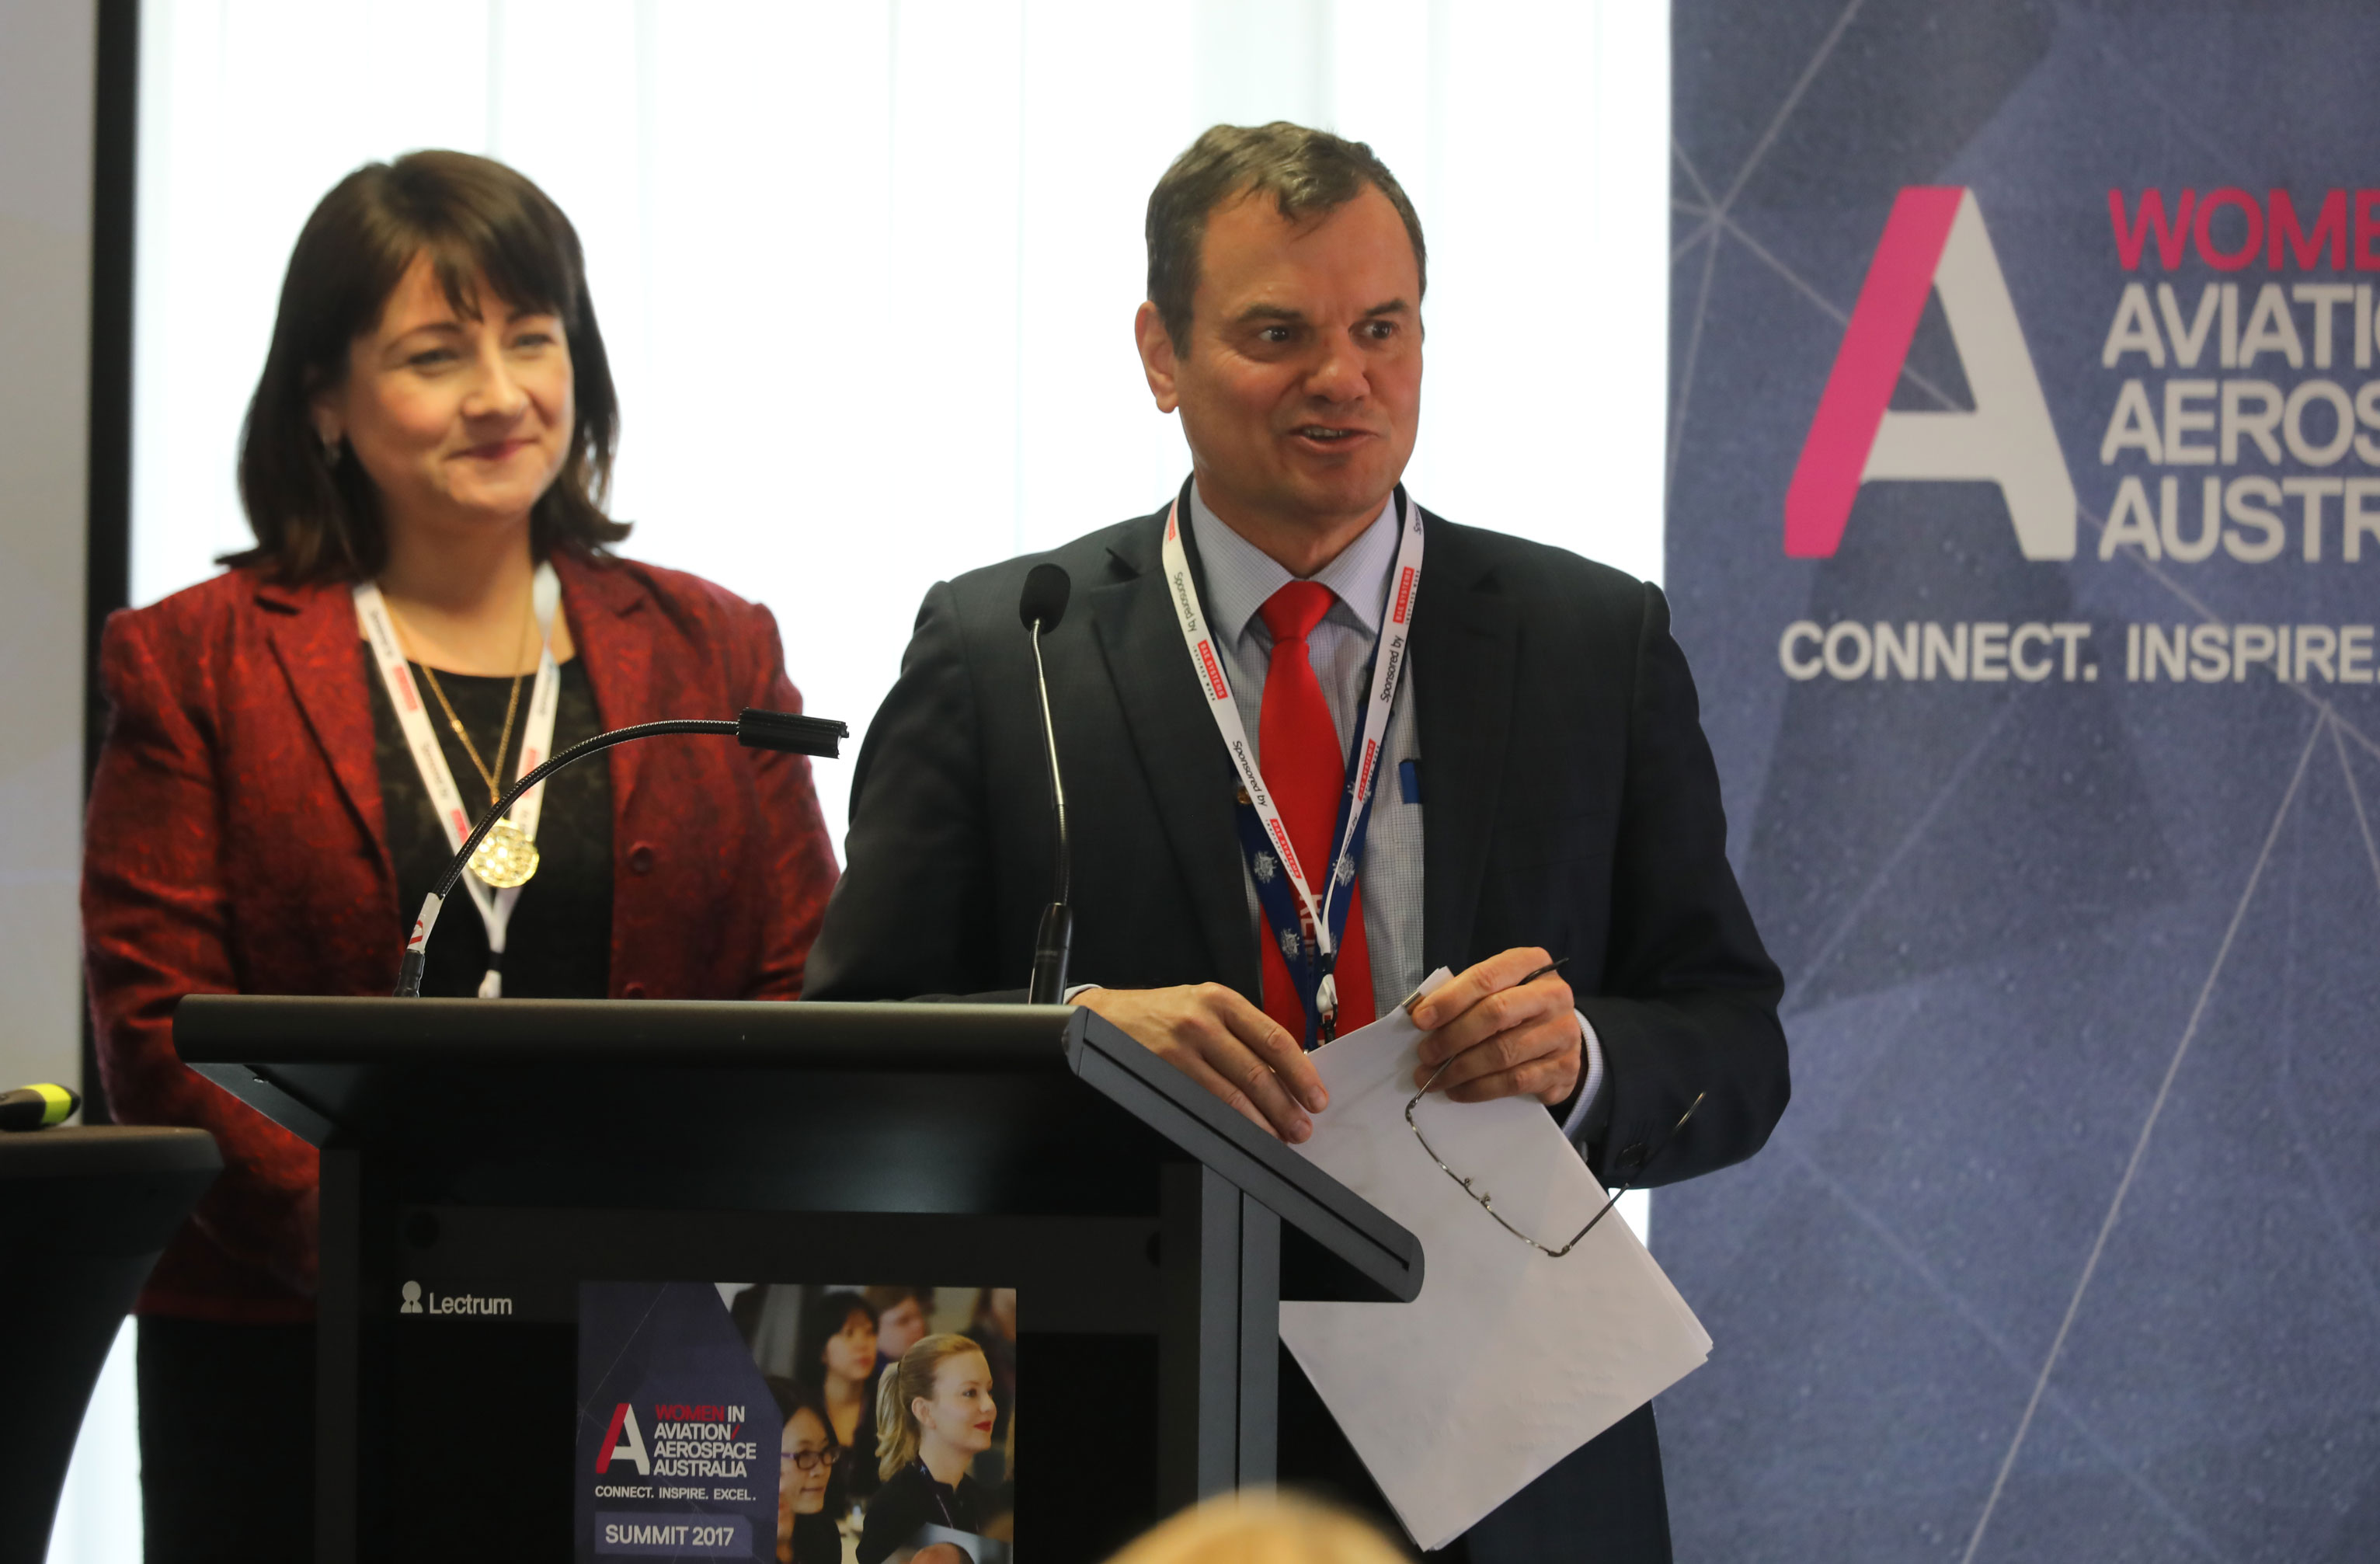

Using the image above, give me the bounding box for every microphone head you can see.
[736,708,849,757]
[1018,563,1071,633]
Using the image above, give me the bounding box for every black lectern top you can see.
[176,995,1419,1304]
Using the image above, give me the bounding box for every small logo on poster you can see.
[1774,183,2380,690]
[597,1403,652,1475]
[400,1280,423,1314]
[1787,186,2077,561]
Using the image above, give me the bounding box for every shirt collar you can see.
[1185,482,1401,645]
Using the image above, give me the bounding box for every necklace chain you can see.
[395,584,537,806]
[419,664,524,804]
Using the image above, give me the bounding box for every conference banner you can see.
[1661,2,2380,1558]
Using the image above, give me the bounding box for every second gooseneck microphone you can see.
[1018,563,1073,1004]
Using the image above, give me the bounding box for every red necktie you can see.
[1254,582,1376,1043]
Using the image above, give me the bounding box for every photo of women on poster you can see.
[792,1290,882,1507]
[858,1335,1010,1564]
[724,1284,1015,1564]
[767,1377,845,1564]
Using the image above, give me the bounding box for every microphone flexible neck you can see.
[1025,621,1074,1005]
[1030,622,1070,904]
[395,710,843,998]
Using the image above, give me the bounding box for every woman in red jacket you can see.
[82,150,840,1560]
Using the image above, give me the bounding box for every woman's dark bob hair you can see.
[228,149,628,584]
[792,1288,879,1390]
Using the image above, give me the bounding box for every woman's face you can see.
[316,250,574,539]
[913,1350,997,1459]
[779,1406,833,1518]
[822,1308,877,1384]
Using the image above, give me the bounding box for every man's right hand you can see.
[1073,984,1327,1143]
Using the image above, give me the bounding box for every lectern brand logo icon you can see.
[1787,186,2077,560]
[398,1280,514,1317]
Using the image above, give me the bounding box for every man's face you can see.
[1140,183,1422,540]
[877,1297,927,1359]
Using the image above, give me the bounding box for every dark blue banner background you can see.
[1661,2,2380,1558]
[576,1283,778,1561]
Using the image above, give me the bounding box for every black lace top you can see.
[364,645,613,998]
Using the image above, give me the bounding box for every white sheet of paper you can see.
[1279,970,1713,1552]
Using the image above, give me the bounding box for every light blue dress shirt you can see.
[1183,485,1604,1137]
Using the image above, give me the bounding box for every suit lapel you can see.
[1411,514,1517,970]
[1087,503,1264,998]
[557,553,656,818]
[260,578,388,873]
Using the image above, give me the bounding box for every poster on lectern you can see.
[577,1282,1017,1563]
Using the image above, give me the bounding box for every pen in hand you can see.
[1512,955,1571,990]
[1404,954,1571,1017]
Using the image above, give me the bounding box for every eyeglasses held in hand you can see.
[781,1445,841,1472]
[1404,1074,1705,1259]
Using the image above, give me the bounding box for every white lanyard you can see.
[354,562,562,998]
[1160,492,1423,988]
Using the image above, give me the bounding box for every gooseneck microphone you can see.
[1018,564,1073,1004]
[394,708,847,998]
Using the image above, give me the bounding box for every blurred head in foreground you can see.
[1104,1492,1407,1564]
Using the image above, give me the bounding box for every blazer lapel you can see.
[556,553,656,818]
[260,577,391,878]
[1411,514,1517,970]
[1087,503,1264,999]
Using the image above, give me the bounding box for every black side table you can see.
[1,1124,221,1561]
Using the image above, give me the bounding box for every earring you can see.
[319,432,343,463]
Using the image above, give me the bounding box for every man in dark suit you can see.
[807,122,1787,1562]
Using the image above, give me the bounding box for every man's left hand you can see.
[1407,946,1581,1106]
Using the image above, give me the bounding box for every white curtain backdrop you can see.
[132,0,1669,839]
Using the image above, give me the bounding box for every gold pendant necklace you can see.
[411,589,542,890]
[468,819,541,889]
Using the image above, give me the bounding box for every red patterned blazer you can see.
[83,550,841,1322]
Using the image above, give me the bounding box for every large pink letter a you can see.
[1784,187,2075,560]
